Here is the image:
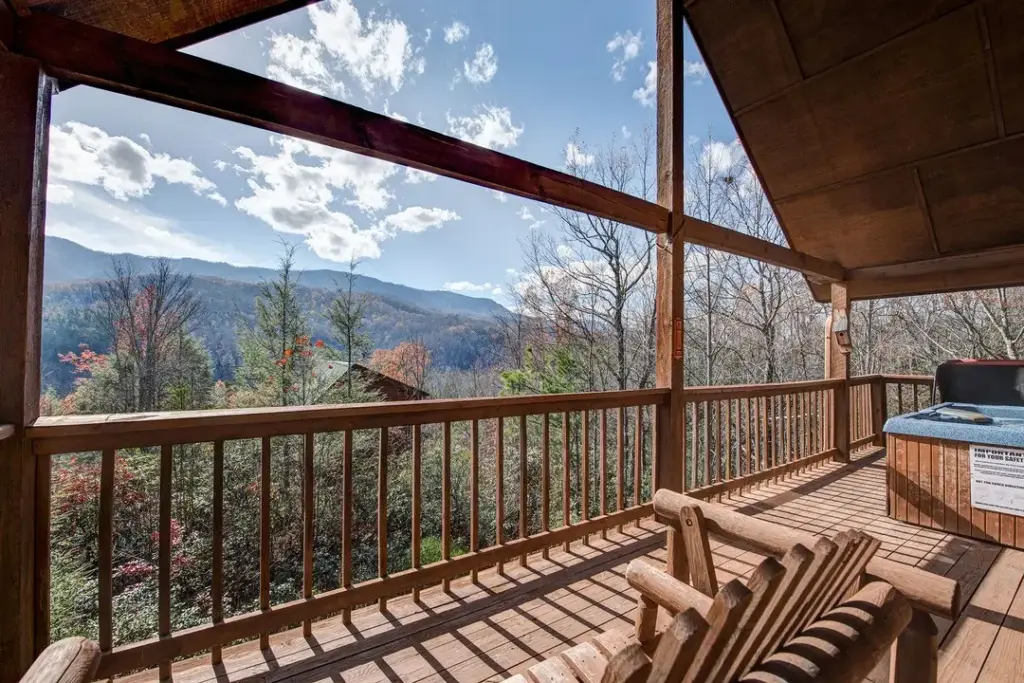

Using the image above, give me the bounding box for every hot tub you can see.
[885,403,1024,548]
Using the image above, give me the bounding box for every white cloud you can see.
[492,190,509,203]
[231,135,459,262]
[424,28,432,44]
[379,207,460,235]
[518,206,545,230]
[621,126,631,139]
[633,61,657,107]
[444,20,469,44]
[267,33,335,96]
[565,143,595,168]
[404,167,438,184]
[607,31,642,82]
[383,100,409,122]
[47,183,75,205]
[464,43,498,85]
[139,133,152,146]
[446,106,523,150]
[443,280,496,293]
[213,160,229,171]
[48,122,223,204]
[46,188,238,263]
[266,0,422,99]
[684,60,710,83]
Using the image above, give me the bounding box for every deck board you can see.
[118,450,1014,683]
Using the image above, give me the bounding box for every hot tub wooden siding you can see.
[888,433,1024,550]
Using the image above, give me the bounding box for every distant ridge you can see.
[44,236,509,319]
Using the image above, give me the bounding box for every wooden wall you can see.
[887,433,1024,549]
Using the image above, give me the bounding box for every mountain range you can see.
[42,237,511,394]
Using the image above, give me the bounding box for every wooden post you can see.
[889,609,938,683]
[0,52,52,683]
[654,0,685,494]
[872,376,887,447]
[829,283,851,463]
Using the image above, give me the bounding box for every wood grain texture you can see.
[29,388,668,455]
[20,638,100,683]
[645,610,708,683]
[159,444,172,679]
[302,433,314,635]
[17,0,317,48]
[211,440,224,665]
[98,449,114,653]
[342,430,353,622]
[0,51,51,681]
[259,437,270,648]
[679,506,719,597]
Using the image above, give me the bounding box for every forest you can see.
[45,129,1024,651]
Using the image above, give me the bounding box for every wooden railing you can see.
[26,374,934,680]
[28,389,666,679]
[848,374,935,451]
[679,379,843,497]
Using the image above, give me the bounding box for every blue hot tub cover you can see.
[884,403,1024,449]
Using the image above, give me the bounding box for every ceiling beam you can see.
[13,14,670,234]
[15,0,320,48]
[847,244,1024,281]
[846,263,1024,300]
[681,215,845,282]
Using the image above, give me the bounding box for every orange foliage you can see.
[369,341,431,388]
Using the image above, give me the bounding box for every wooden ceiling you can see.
[7,0,317,46]
[688,0,1024,301]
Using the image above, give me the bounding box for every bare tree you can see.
[96,258,203,412]
[327,257,373,400]
[517,129,657,391]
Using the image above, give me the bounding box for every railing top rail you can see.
[681,378,844,401]
[881,374,934,384]
[0,424,14,443]
[28,388,669,454]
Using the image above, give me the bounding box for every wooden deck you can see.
[121,449,1024,683]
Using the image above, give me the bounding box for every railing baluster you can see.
[412,425,422,596]
[469,420,478,581]
[442,422,451,590]
[582,410,590,541]
[260,437,270,649]
[378,427,388,609]
[690,401,697,490]
[743,398,751,479]
[496,417,504,573]
[600,410,608,540]
[616,406,625,532]
[160,443,173,679]
[725,399,732,492]
[99,448,114,654]
[303,433,314,636]
[519,414,527,567]
[898,383,904,414]
[634,404,642,507]
[210,440,223,663]
[212,440,224,664]
[563,411,571,549]
[542,414,550,558]
[342,430,352,623]
[703,401,711,487]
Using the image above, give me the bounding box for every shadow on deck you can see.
[122,450,1024,683]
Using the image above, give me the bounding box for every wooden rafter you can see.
[12,0,319,48]
[681,215,845,282]
[12,14,670,234]
[846,262,1024,301]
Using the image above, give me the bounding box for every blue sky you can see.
[45,0,737,302]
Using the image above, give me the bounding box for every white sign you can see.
[970,444,1024,517]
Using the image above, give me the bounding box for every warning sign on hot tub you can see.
[970,444,1024,517]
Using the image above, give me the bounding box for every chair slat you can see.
[646,609,708,683]
[680,580,752,683]
[560,643,609,683]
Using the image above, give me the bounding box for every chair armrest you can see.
[21,638,100,683]
[625,560,713,618]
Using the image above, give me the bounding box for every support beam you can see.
[846,262,1024,301]
[0,50,51,683]
[654,0,685,493]
[12,14,670,235]
[681,215,845,282]
[828,283,851,463]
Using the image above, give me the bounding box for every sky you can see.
[45,0,738,304]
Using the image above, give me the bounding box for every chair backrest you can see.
[608,578,910,683]
[621,505,886,683]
